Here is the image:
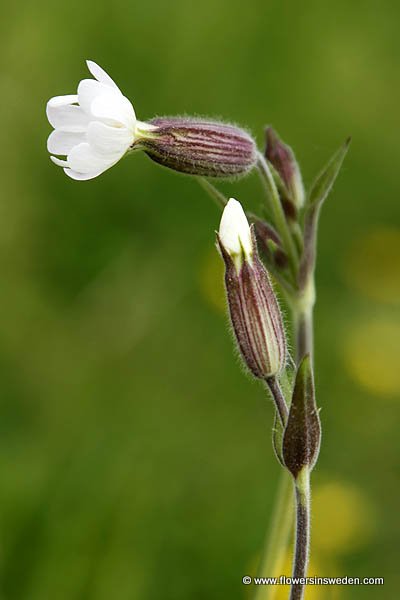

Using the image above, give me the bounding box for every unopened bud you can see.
[217,199,287,379]
[251,217,289,270]
[138,117,257,178]
[265,127,305,210]
[282,355,321,479]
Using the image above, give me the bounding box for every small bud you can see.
[217,199,287,379]
[265,127,305,209]
[251,217,289,270]
[282,355,321,479]
[138,117,257,178]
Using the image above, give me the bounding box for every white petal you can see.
[77,79,120,115]
[47,130,86,154]
[50,156,69,167]
[219,198,252,258]
[86,60,120,91]
[90,94,135,129]
[87,121,132,156]
[64,168,105,181]
[46,103,90,132]
[67,142,119,174]
[47,95,78,107]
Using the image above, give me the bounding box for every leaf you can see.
[299,138,351,288]
[282,355,321,479]
[307,137,351,209]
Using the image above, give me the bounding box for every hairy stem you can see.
[266,376,288,426]
[290,468,311,600]
[295,306,314,363]
[292,276,316,363]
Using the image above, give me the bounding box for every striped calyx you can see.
[217,200,287,379]
[265,127,305,210]
[138,117,257,178]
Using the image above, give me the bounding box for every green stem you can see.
[290,468,311,600]
[291,277,316,363]
[294,304,314,364]
[197,177,227,209]
[256,153,299,277]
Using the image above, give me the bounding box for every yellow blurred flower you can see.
[344,228,400,304]
[313,481,375,554]
[250,552,341,600]
[344,317,400,397]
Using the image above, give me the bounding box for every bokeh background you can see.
[0,0,399,598]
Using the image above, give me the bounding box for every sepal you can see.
[282,355,321,479]
[139,117,257,178]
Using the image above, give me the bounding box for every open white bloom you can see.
[219,198,253,267]
[46,60,147,180]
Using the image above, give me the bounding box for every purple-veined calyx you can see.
[46,60,257,181]
[217,199,287,379]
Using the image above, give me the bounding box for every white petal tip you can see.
[47,95,78,108]
[85,60,119,90]
[64,168,103,181]
[50,155,69,167]
[219,198,252,258]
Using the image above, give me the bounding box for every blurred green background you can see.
[0,0,399,598]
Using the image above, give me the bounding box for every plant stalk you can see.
[197,177,227,209]
[266,376,288,426]
[290,468,311,600]
[295,305,314,363]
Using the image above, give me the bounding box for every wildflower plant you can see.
[46,60,350,600]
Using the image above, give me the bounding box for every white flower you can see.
[46,60,145,180]
[219,198,253,266]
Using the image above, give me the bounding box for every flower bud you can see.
[251,216,289,270]
[217,199,287,379]
[265,127,305,210]
[138,117,257,178]
[282,355,321,479]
